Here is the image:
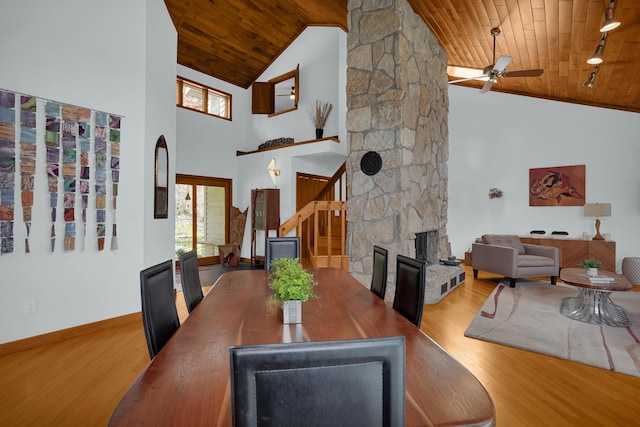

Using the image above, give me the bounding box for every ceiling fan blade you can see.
[448,76,487,84]
[480,79,495,94]
[503,69,544,78]
[493,55,512,73]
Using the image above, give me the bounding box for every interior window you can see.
[176,76,231,120]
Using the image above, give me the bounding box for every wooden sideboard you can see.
[520,237,616,271]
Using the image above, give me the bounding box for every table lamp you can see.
[583,202,611,240]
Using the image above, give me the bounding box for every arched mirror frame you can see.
[268,64,299,117]
[154,135,169,219]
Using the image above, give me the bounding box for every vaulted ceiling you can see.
[165,0,640,113]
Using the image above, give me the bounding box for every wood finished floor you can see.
[1,265,639,426]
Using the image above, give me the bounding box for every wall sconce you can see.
[267,158,281,187]
[584,202,611,240]
[488,188,503,199]
[600,0,621,32]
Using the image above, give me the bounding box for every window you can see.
[176,76,231,120]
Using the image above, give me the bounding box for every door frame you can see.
[176,174,232,265]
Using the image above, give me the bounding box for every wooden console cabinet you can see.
[250,188,280,266]
[520,237,616,272]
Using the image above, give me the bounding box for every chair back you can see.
[179,250,204,314]
[140,260,180,359]
[370,245,388,300]
[265,237,300,270]
[230,336,406,427]
[393,255,426,327]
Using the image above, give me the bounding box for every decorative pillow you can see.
[481,234,526,255]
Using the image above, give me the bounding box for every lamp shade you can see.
[584,203,611,217]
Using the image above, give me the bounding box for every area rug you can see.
[464,280,640,377]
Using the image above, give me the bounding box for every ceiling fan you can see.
[277,86,295,99]
[448,27,544,94]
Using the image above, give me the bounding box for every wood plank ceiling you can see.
[164,0,640,113]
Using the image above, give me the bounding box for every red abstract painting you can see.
[529,164,585,206]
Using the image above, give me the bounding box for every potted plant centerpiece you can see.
[308,100,333,139]
[578,258,602,277]
[268,257,318,324]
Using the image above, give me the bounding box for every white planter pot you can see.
[586,267,598,277]
[282,300,302,324]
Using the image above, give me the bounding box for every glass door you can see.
[175,174,231,265]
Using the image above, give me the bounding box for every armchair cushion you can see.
[518,254,556,267]
[481,234,525,255]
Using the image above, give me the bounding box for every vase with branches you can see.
[308,100,333,139]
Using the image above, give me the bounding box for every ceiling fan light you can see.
[587,44,604,65]
[600,8,621,32]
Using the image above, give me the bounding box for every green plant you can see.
[268,257,318,302]
[578,258,602,269]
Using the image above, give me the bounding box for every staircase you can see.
[279,163,348,270]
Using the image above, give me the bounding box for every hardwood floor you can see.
[1,266,639,426]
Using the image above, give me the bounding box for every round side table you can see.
[622,257,640,285]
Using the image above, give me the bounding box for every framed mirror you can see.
[269,64,299,117]
[154,135,169,219]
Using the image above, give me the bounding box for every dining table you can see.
[108,268,495,426]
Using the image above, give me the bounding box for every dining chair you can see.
[370,245,388,300]
[140,260,180,359]
[265,236,300,270]
[393,255,426,328]
[229,336,406,427]
[178,250,204,314]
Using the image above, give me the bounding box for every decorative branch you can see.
[307,100,333,129]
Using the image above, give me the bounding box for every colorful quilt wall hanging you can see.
[0,88,122,254]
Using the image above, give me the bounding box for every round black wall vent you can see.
[360,151,382,176]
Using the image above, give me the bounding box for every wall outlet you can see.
[25,300,37,314]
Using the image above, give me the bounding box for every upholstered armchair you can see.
[472,234,559,287]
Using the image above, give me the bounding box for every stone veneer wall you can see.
[346,0,450,301]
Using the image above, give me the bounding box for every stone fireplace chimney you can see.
[346,0,450,301]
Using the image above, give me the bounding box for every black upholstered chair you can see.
[230,336,406,427]
[393,255,426,328]
[140,260,180,359]
[370,245,388,300]
[179,250,204,314]
[265,236,300,270]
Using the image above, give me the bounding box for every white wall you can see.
[175,65,249,182]
[175,27,348,259]
[246,27,345,150]
[448,85,640,272]
[0,0,176,343]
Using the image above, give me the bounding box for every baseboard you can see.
[0,312,141,357]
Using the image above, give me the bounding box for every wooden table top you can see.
[560,268,632,291]
[109,268,495,426]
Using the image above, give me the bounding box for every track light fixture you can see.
[587,34,606,65]
[583,66,598,88]
[600,0,621,32]
[582,0,622,90]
